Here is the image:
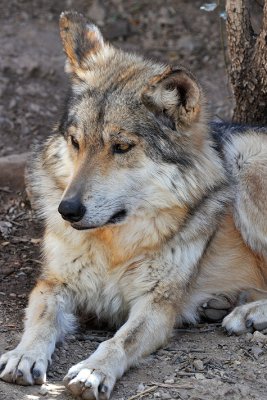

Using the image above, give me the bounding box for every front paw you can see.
[222,300,267,335]
[0,348,48,385]
[63,362,115,400]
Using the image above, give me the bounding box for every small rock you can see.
[137,383,145,392]
[251,331,267,344]
[233,360,241,366]
[195,373,205,380]
[161,392,172,399]
[154,392,161,398]
[193,359,204,371]
[29,103,41,113]
[244,332,253,341]
[164,378,175,384]
[9,98,17,109]
[0,116,14,131]
[9,293,17,298]
[38,385,48,396]
[251,346,264,359]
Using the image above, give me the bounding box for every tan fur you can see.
[197,213,265,293]
[1,11,267,400]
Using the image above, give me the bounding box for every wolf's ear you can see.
[59,11,105,73]
[141,67,202,129]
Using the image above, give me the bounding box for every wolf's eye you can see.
[113,143,134,154]
[70,135,79,150]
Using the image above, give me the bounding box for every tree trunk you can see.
[226,0,267,125]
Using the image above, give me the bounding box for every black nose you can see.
[58,197,86,222]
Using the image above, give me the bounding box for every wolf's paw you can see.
[0,348,48,385]
[199,294,234,321]
[222,299,267,335]
[63,362,115,400]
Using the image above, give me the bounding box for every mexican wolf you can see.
[1,11,267,400]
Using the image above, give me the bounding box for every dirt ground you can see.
[1,1,267,399]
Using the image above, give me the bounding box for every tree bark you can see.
[226,0,267,125]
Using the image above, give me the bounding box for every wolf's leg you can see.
[222,298,267,334]
[63,296,176,400]
[0,279,75,385]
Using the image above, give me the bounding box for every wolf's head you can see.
[51,11,222,231]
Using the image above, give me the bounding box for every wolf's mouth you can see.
[71,209,128,230]
[107,209,127,224]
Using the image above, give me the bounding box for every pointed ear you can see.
[141,67,202,129]
[59,11,105,73]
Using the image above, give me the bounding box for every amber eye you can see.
[113,143,134,154]
[70,135,79,150]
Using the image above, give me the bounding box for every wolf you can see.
[0,11,267,400]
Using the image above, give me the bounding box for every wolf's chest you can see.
[46,239,135,322]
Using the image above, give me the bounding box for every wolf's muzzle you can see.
[58,196,86,222]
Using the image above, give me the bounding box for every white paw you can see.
[222,299,267,335]
[0,348,48,385]
[63,362,115,400]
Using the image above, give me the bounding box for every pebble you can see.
[9,293,17,298]
[0,116,14,131]
[193,359,204,371]
[62,343,69,351]
[161,392,172,399]
[137,383,145,392]
[38,385,48,396]
[233,360,241,366]
[251,331,267,344]
[9,98,17,109]
[195,373,205,380]
[251,346,264,359]
[164,378,175,384]
[244,332,253,341]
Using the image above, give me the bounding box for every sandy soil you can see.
[1,1,267,399]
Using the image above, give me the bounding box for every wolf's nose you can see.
[58,197,86,222]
